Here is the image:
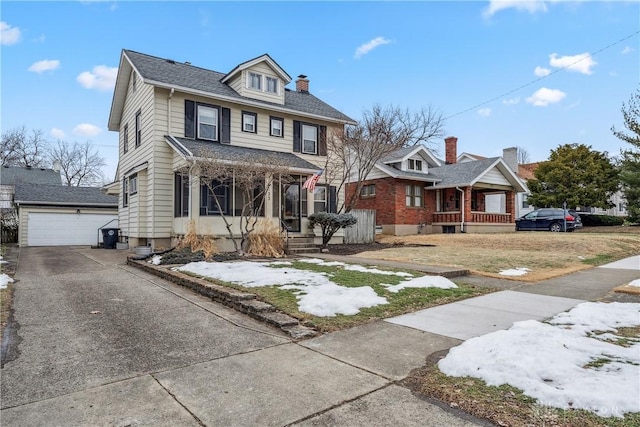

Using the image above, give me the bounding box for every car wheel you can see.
[549,222,562,232]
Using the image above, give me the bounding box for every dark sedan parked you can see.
[515,208,578,232]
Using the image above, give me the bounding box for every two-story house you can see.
[108,50,355,250]
[346,136,527,235]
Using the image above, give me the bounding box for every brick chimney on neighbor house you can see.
[445,136,458,164]
[296,75,309,93]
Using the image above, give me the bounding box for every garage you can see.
[14,183,119,247]
[27,212,118,246]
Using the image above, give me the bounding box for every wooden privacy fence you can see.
[344,209,375,244]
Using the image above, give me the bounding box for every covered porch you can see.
[427,185,517,233]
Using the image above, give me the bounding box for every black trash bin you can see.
[101,228,120,249]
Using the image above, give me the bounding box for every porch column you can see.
[505,191,516,222]
[464,187,472,225]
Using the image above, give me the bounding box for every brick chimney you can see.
[296,74,309,93]
[445,136,458,164]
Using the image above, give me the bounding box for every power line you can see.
[445,30,640,120]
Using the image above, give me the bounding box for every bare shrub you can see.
[246,219,285,258]
[176,219,218,259]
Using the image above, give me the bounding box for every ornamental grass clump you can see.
[176,220,219,259]
[246,219,285,258]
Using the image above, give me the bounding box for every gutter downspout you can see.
[456,187,465,233]
[155,87,175,249]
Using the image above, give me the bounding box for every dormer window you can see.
[249,72,262,90]
[266,76,278,94]
[408,159,423,171]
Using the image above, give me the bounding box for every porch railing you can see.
[470,212,512,223]
[432,211,512,223]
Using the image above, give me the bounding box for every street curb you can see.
[127,259,318,340]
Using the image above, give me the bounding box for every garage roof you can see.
[14,184,118,207]
[0,166,62,186]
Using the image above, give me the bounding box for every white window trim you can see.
[266,76,279,94]
[302,124,318,155]
[248,72,263,91]
[242,112,256,133]
[197,105,218,141]
[407,159,423,171]
[270,117,283,137]
[129,174,138,195]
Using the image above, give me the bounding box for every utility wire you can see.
[445,30,640,120]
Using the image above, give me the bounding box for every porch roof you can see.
[428,157,527,192]
[165,136,320,173]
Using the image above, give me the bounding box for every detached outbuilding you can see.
[14,184,118,247]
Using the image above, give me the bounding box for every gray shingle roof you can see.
[125,50,354,123]
[429,157,501,188]
[166,136,321,172]
[14,183,118,207]
[375,163,441,182]
[0,166,62,186]
[381,146,419,163]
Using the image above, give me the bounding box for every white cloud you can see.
[77,65,118,91]
[478,108,492,117]
[534,66,551,77]
[28,59,60,73]
[502,97,520,105]
[483,0,548,18]
[50,128,65,139]
[33,34,46,43]
[526,87,566,107]
[0,21,21,45]
[549,52,597,75]
[73,123,102,137]
[354,36,391,59]
[622,46,634,55]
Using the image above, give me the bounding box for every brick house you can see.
[346,136,527,235]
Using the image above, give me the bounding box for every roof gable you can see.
[221,54,291,84]
[381,145,441,168]
[429,157,527,192]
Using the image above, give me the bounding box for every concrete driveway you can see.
[1,247,484,427]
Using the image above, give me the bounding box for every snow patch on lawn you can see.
[438,302,640,417]
[499,267,531,276]
[299,258,413,276]
[176,260,457,317]
[0,273,14,289]
[150,255,162,265]
[629,278,640,288]
[384,275,457,292]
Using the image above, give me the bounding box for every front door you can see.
[282,181,301,232]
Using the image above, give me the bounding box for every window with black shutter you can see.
[174,173,189,217]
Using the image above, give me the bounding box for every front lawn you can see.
[356,232,640,282]
[173,258,491,332]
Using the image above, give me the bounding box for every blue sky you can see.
[2,1,638,182]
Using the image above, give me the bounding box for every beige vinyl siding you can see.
[151,88,179,238]
[478,167,511,186]
[228,73,243,94]
[118,73,154,239]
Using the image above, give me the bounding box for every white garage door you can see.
[27,212,118,246]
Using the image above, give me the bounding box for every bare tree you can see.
[324,104,445,213]
[1,126,49,167]
[517,146,531,164]
[50,140,106,186]
[184,150,292,254]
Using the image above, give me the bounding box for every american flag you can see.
[302,169,324,192]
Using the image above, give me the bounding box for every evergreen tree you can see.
[527,143,619,210]
[612,89,640,222]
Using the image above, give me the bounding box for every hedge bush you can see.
[579,214,625,227]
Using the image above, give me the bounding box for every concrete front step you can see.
[286,247,320,255]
